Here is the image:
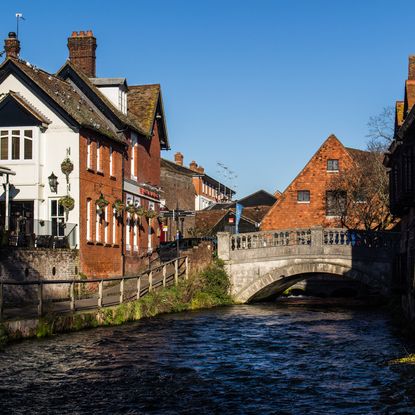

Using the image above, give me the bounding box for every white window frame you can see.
[0,127,35,163]
[86,199,91,241]
[112,212,117,244]
[133,220,139,252]
[109,146,114,177]
[87,138,92,169]
[50,199,65,237]
[96,211,101,242]
[96,141,101,172]
[297,190,310,204]
[131,134,137,180]
[104,206,109,244]
[126,214,131,251]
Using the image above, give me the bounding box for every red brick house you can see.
[0,31,169,278]
[261,134,362,230]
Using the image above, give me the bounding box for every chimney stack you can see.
[174,152,184,166]
[409,56,415,81]
[197,166,204,174]
[4,32,20,59]
[189,161,198,171]
[67,30,97,77]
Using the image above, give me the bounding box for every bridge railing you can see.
[230,228,312,251]
[226,227,399,252]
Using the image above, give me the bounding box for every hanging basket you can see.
[59,195,75,220]
[135,206,146,217]
[95,193,109,210]
[112,199,125,216]
[61,157,74,182]
[146,209,157,219]
[125,204,136,215]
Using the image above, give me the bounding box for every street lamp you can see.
[48,172,58,193]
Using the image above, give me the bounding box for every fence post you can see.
[136,276,141,300]
[98,280,103,308]
[0,282,3,321]
[38,282,43,317]
[175,259,179,285]
[70,281,75,311]
[148,271,153,292]
[163,265,166,287]
[185,257,189,280]
[120,278,124,304]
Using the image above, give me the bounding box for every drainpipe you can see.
[4,176,9,231]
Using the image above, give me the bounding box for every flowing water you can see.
[1,304,415,414]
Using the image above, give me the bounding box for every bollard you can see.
[98,280,103,308]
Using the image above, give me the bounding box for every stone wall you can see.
[182,241,213,274]
[0,248,79,302]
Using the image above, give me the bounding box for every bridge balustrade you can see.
[228,228,399,251]
[230,229,311,251]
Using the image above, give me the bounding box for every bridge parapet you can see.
[218,227,400,262]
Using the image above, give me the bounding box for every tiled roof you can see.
[57,61,146,136]
[195,210,227,233]
[161,158,198,177]
[2,58,122,142]
[235,205,272,222]
[128,84,160,135]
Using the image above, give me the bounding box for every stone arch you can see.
[234,261,375,303]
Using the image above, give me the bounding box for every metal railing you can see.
[0,256,188,321]
[7,220,77,249]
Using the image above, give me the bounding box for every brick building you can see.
[384,55,415,320]
[0,31,169,278]
[261,134,364,230]
[160,152,235,240]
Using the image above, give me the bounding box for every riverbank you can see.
[0,259,233,346]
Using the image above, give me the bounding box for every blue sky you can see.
[1,1,414,197]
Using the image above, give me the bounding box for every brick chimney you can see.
[197,166,205,174]
[189,161,198,171]
[409,56,415,80]
[4,32,20,59]
[67,30,97,77]
[174,152,184,166]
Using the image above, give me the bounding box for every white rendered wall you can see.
[0,74,80,246]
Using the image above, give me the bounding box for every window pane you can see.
[297,191,310,202]
[12,135,20,159]
[24,138,32,159]
[0,135,8,160]
[58,203,65,217]
[24,130,33,138]
[327,159,339,171]
[12,130,19,136]
[51,200,57,216]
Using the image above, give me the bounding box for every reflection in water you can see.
[1,304,415,414]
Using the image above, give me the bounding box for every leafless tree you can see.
[366,106,394,153]
[328,151,395,230]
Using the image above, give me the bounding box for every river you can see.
[1,303,415,414]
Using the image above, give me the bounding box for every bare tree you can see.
[366,106,394,152]
[328,151,395,230]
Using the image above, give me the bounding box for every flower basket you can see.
[59,195,75,220]
[95,193,109,209]
[135,206,146,217]
[146,209,157,219]
[112,199,125,216]
[61,157,74,183]
[125,204,136,215]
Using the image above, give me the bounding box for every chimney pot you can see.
[189,161,198,171]
[67,30,97,77]
[4,32,20,59]
[174,152,184,166]
[197,166,205,174]
[409,56,415,81]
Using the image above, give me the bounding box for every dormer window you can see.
[0,128,33,161]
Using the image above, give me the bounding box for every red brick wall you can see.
[78,129,124,277]
[123,120,162,275]
[261,135,354,230]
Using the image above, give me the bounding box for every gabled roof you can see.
[0,58,122,142]
[236,189,277,207]
[0,90,51,126]
[195,209,256,233]
[57,60,145,136]
[128,84,169,149]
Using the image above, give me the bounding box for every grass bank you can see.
[0,259,234,346]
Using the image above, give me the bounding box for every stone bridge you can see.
[217,228,399,303]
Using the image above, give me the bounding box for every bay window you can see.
[0,128,34,161]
